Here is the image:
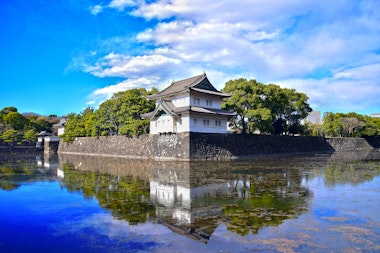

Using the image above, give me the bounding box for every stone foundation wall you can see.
[189,133,335,160]
[59,135,153,159]
[325,137,373,151]
[58,133,375,161]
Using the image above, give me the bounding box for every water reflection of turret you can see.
[149,162,225,243]
[149,160,314,241]
[58,154,319,242]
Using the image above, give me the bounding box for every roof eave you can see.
[190,88,231,97]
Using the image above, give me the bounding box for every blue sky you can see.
[1,0,379,116]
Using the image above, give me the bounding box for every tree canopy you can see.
[61,88,157,142]
[222,78,312,135]
[321,112,380,137]
[0,107,56,145]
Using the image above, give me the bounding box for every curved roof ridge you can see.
[175,73,206,88]
[148,73,206,99]
[147,73,231,100]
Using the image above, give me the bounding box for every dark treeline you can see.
[0,106,60,146]
[61,88,157,142]
[315,112,380,138]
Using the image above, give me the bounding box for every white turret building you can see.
[141,73,235,134]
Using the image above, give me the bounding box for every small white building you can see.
[142,73,235,134]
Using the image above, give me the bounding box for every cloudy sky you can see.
[1,0,379,116]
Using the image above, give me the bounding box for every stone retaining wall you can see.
[58,133,375,161]
[325,137,373,151]
[0,146,41,156]
[59,135,153,158]
[189,133,335,160]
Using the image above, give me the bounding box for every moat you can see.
[1,151,380,252]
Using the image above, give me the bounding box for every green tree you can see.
[0,130,20,147]
[33,116,53,133]
[22,129,37,143]
[95,88,157,136]
[0,106,17,114]
[323,112,356,137]
[323,112,341,137]
[361,116,380,137]
[61,165,154,224]
[61,107,96,142]
[222,78,272,133]
[323,112,380,138]
[95,99,121,135]
[81,107,96,137]
[222,78,311,135]
[3,112,29,131]
[0,107,18,132]
[340,117,364,137]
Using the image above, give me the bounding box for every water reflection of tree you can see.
[307,151,380,187]
[0,160,55,190]
[222,171,310,236]
[58,155,314,240]
[324,160,380,187]
[61,164,155,225]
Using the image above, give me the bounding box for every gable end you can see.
[194,78,218,92]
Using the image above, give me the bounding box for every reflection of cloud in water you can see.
[52,213,171,238]
[51,212,213,252]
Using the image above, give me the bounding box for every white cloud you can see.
[130,0,380,81]
[87,77,158,108]
[85,53,182,78]
[277,63,380,114]
[89,5,103,15]
[108,0,137,10]
[52,213,172,239]
[84,0,380,114]
[334,63,380,80]
[90,0,137,16]
[93,77,155,96]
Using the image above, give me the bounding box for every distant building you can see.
[305,111,322,125]
[141,73,235,134]
[36,131,51,150]
[370,113,380,118]
[53,117,67,136]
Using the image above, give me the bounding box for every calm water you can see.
[1,151,380,252]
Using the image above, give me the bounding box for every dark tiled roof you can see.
[141,100,177,119]
[148,73,230,99]
[174,106,236,116]
[141,100,236,119]
[191,87,231,97]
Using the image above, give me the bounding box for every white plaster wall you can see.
[176,185,191,207]
[150,181,175,207]
[176,114,190,133]
[190,93,223,109]
[150,120,159,135]
[151,115,174,134]
[58,127,65,136]
[171,94,190,107]
[150,113,228,134]
[189,114,228,133]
